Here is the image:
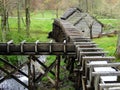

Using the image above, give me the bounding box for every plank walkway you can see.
[0,7,120,90]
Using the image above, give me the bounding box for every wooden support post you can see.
[94,76,99,90]
[74,69,82,90]
[82,76,87,90]
[55,55,60,90]
[28,57,34,90]
[32,64,35,89]
[77,70,81,90]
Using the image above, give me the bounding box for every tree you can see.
[55,0,60,18]
[85,0,88,12]
[17,0,21,32]
[116,31,120,58]
[25,0,30,37]
[1,0,9,42]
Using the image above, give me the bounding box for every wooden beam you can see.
[0,66,28,88]
[35,60,56,83]
[0,58,28,77]
[100,83,120,88]
[31,55,55,76]
[87,62,120,67]
[0,42,75,55]
[92,71,120,76]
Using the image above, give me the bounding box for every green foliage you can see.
[93,36,117,56]
[0,61,4,67]
[0,11,55,66]
[99,19,120,31]
[31,10,57,18]
[6,18,53,42]
[7,56,19,65]
[46,55,56,66]
[30,19,53,33]
[1,11,120,65]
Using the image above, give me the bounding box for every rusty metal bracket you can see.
[20,40,26,53]
[7,40,13,53]
[35,40,39,53]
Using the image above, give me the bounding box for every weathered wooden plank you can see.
[35,60,56,83]
[74,42,95,45]
[0,58,28,77]
[0,43,75,55]
[69,36,90,39]
[92,71,120,76]
[71,38,91,42]
[76,44,98,48]
[80,51,107,55]
[31,56,55,76]
[100,83,120,88]
[83,56,115,60]
[61,8,77,20]
[87,63,120,67]
[0,66,28,88]
[78,48,103,51]
[109,87,120,90]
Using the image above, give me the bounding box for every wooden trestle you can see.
[1,8,120,90]
[0,40,75,90]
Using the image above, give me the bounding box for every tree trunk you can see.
[91,0,94,14]
[85,0,88,12]
[55,0,59,18]
[25,0,30,37]
[116,31,120,58]
[56,8,59,18]
[1,0,9,42]
[78,0,81,9]
[17,0,21,32]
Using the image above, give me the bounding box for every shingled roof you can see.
[60,7,103,38]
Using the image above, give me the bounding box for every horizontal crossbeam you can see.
[0,42,75,55]
[100,83,120,88]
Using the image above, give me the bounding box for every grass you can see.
[30,10,56,18]
[0,11,55,67]
[1,10,120,89]
[93,35,120,62]
[94,18,120,61]
[0,11,120,59]
[98,19,120,31]
[0,10,57,42]
[93,36,117,56]
[95,19,120,60]
[1,17,53,43]
[30,19,53,33]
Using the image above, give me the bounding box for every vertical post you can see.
[55,55,60,90]
[95,76,100,90]
[28,57,34,90]
[82,76,87,90]
[32,64,35,89]
[75,69,82,90]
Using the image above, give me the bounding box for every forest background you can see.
[0,0,120,64]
